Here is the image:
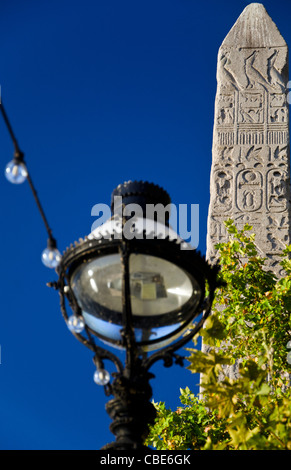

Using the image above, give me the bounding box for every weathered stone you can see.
[207,3,291,276]
[203,4,291,382]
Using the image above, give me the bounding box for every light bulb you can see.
[5,159,28,184]
[41,247,62,268]
[93,368,110,386]
[67,314,85,334]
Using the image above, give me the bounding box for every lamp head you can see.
[57,181,217,353]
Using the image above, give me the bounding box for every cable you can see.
[1,100,59,254]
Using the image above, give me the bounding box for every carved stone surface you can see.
[203,4,291,382]
[207,3,291,276]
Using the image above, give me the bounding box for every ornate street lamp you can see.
[2,102,221,450]
[52,180,220,450]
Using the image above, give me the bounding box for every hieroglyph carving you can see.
[207,4,291,272]
[236,170,263,212]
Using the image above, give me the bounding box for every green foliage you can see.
[145,220,291,450]
[145,388,229,450]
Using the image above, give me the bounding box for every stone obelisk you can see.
[207,3,291,275]
[203,4,291,381]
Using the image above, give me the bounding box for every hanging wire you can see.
[0,100,60,263]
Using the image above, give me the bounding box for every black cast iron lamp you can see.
[54,180,221,449]
[1,102,221,449]
[59,181,204,353]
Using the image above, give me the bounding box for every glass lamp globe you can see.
[70,251,202,351]
[5,159,28,184]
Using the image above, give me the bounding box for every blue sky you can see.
[0,0,290,450]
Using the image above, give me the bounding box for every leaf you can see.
[256,382,271,396]
[200,314,228,345]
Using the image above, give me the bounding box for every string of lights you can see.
[1,101,61,269]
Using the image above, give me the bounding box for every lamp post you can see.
[53,180,220,449]
[1,102,221,450]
